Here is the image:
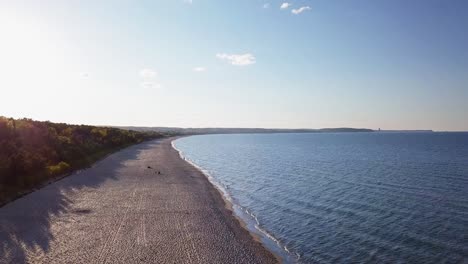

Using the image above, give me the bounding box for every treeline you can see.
[117,126,375,135]
[0,116,163,205]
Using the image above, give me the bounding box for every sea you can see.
[173,132,468,264]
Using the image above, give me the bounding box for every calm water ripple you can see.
[174,132,468,264]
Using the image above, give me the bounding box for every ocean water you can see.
[173,133,468,264]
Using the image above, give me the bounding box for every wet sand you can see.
[0,138,278,263]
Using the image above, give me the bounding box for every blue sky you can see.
[0,0,467,130]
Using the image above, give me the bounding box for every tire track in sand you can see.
[97,188,137,264]
[137,193,147,246]
[173,184,202,264]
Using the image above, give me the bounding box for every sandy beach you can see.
[0,138,278,263]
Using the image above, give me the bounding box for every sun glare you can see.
[0,13,69,93]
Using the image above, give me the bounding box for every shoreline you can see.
[0,137,279,263]
[171,136,298,263]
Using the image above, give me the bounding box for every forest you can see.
[0,116,163,205]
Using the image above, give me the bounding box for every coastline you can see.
[0,137,279,263]
[172,136,298,263]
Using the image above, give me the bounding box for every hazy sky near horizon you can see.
[1,0,467,131]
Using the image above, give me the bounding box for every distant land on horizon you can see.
[115,126,373,135]
[114,126,435,135]
[0,116,439,134]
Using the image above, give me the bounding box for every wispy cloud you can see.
[193,67,206,72]
[139,68,162,89]
[280,3,291,9]
[263,3,270,9]
[216,53,256,66]
[183,0,193,4]
[292,6,311,14]
[140,68,157,79]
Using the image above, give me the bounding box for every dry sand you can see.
[0,138,278,264]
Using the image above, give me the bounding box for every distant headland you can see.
[115,126,375,135]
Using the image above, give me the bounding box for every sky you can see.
[0,0,467,131]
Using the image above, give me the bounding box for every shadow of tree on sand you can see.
[0,140,161,264]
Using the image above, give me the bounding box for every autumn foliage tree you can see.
[0,116,162,204]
